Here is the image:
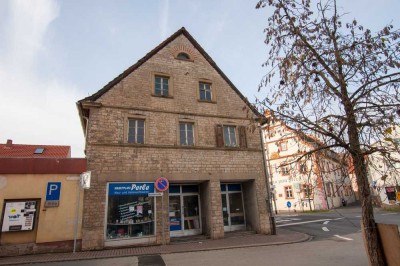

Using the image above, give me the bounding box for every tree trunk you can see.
[347,123,386,265]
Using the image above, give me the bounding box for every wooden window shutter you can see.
[239,126,247,148]
[215,125,224,147]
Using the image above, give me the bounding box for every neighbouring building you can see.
[0,140,86,256]
[0,139,71,158]
[367,127,400,206]
[262,118,355,212]
[76,27,273,250]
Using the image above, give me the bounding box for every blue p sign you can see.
[46,182,61,201]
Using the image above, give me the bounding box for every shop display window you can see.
[106,183,155,240]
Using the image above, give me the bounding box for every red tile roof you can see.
[0,140,71,158]
[0,158,86,174]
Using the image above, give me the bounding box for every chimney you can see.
[6,139,12,147]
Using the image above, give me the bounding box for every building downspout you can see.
[259,122,276,235]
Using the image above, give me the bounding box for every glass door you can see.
[221,184,245,232]
[183,195,201,232]
[169,195,182,232]
[169,185,202,237]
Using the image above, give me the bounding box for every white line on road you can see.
[355,215,362,218]
[323,221,329,225]
[334,235,353,241]
[380,213,397,216]
[276,218,343,227]
[276,218,302,223]
[322,227,330,231]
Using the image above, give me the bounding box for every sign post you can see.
[287,201,292,213]
[73,171,91,253]
[155,177,169,245]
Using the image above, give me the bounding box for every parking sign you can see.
[45,182,61,207]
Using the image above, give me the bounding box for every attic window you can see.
[177,52,190,60]
[34,148,44,154]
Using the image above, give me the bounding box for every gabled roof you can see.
[0,140,71,158]
[263,114,342,163]
[77,27,260,116]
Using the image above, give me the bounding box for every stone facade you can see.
[78,28,272,250]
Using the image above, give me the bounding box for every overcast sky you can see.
[0,0,399,157]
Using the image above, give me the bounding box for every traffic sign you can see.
[149,192,163,197]
[155,177,169,192]
[45,182,61,208]
[287,201,292,208]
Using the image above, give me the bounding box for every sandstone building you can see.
[77,27,273,250]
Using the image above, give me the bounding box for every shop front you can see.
[168,184,201,237]
[105,182,157,246]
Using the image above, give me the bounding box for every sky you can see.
[0,0,399,158]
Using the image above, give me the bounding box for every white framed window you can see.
[302,184,312,198]
[199,82,212,101]
[279,141,288,151]
[128,119,145,144]
[284,186,293,198]
[280,165,289,175]
[154,75,169,96]
[179,122,194,146]
[223,126,237,147]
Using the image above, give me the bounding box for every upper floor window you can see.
[280,165,290,175]
[223,126,237,147]
[284,186,293,199]
[180,122,194,146]
[302,184,312,198]
[299,161,307,173]
[155,75,169,96]
[216,125,247,148]
[199,82,212,101]
[279,141,288,151]
[177,52,190,60]
[128,119,145,144]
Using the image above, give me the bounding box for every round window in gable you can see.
[177,52,190,60]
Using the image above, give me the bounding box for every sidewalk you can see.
[0,229,309,265]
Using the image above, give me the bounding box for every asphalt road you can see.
[23,206,399,266]
[276,206,400,241]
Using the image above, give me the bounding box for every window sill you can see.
[223,146,240,149]
[198,99,217,104]
[151,94,174,99]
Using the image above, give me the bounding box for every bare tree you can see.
[256,0,400,265]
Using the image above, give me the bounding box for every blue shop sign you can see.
[108,183,155,196]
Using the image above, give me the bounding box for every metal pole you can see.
[161,194,165,245]
[73,178,81,253]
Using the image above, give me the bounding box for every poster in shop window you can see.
[1,201,37,232]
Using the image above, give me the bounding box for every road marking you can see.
[355,215,361,218]
[380,213,397,216]
[276,218,343,227]
[322,227,329,231]
[323,221,329,225]
[334,235,353,241]
[276,218,302,223]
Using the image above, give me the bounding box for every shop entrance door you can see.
[221,184,245,232]
[169,185,201,237]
